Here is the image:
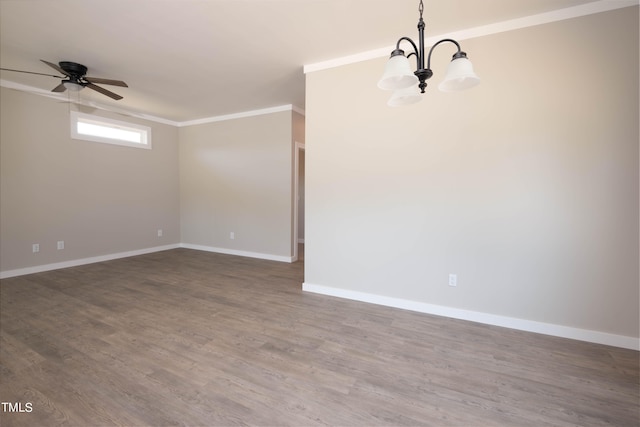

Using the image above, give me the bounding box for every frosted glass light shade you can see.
[387,84,422,107]
[438,57,480,92]
[63,81,83,92]
[377,55,419,91]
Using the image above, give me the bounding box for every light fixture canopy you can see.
[378,0,480,105]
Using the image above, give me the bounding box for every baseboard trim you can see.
[0,243,294,279]
[302,282,639,351]
[180,243,293,263]
[0,244,181,279]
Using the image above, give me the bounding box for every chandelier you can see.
[377,0,480,106]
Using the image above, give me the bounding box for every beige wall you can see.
[304,8,639,339]
[0,87,180,272]
[179,111,294,258]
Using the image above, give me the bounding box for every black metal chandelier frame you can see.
[390,0,470,93]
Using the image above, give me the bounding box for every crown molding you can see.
[304,0,639,74]
[177,104,303,127]
[0,79,180,126]
[4,0,633,123]
[1,80,305,126]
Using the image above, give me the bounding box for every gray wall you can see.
[1,90,300,272]
[304,8,639,340]
[179,111,294,259]
[0,88,180,272]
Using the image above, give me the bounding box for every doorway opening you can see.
[293,141,305,262]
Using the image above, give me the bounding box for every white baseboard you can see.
[0,244,180,279]
[302,282,639,351]
[180,243,293,263]
[0,243,294,279]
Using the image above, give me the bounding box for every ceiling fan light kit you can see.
[378,0,480,106]
[62,81,84,92]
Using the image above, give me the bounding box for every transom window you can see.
[70,111,151,149]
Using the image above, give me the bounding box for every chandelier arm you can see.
[426,38,461,71]
[395,37,420,58]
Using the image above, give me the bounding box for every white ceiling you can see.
[0,0,615,124]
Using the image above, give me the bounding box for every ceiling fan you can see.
[0,60,128,100]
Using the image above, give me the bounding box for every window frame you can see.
[70,111,152,149]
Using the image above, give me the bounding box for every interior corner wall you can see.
[293,110,305,144]
[304,7,639,340]
[0,87,181,273]
[179,111,294,259]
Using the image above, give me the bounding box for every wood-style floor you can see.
[1,248,638,426]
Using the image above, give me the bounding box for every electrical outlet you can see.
[157,229,163,237]
[448,274,457,287]
[32,243,40,253]
[57,241,65,250]
[230,231,235,240]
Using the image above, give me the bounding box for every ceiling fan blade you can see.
[85,76,128,87]
[0,67,62,78]
[41,60,70,77]
[85,82,123,100]
[51,83,66,93]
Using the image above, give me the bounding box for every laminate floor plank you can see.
[1,248,638,426]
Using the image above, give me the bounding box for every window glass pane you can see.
[70,111,151,149]
[77,121,142,144]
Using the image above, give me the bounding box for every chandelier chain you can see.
[419,0,424,19]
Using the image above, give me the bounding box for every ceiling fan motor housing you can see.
[59,61,88,78]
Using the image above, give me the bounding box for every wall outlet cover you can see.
[448,274,457,287]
